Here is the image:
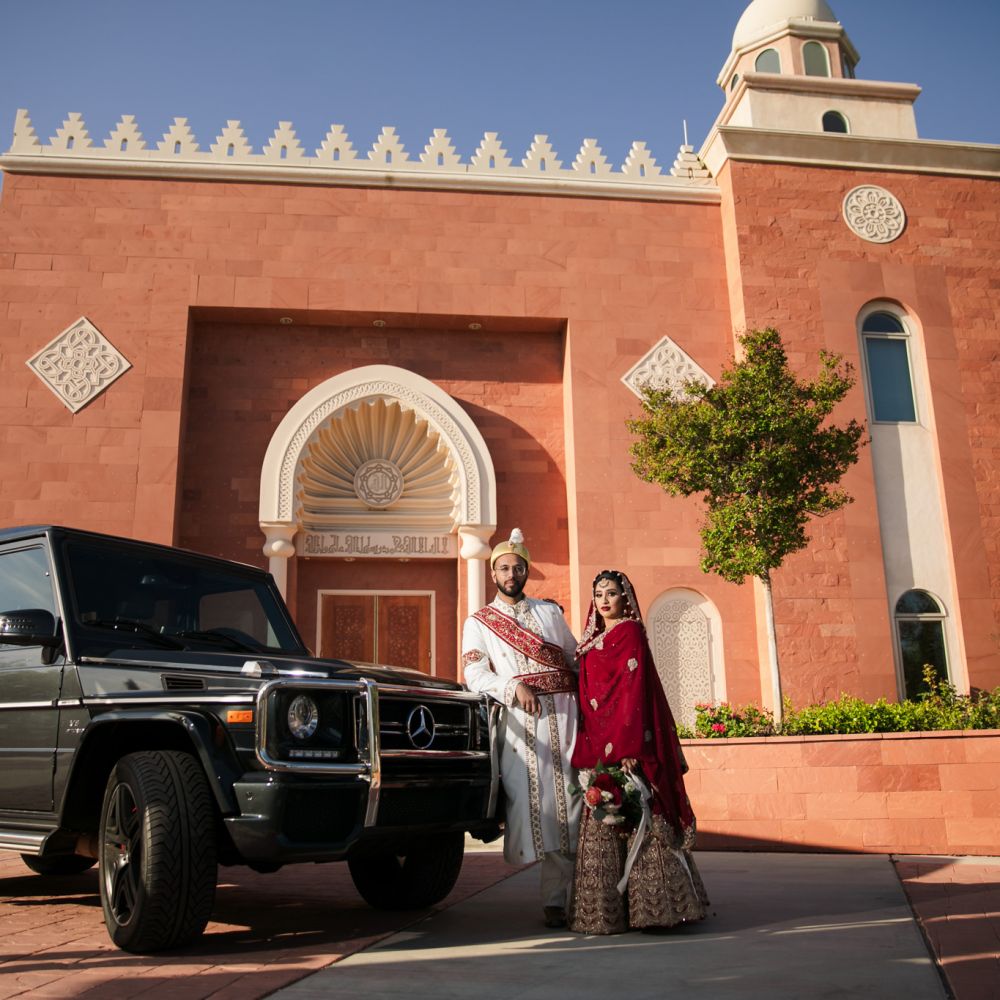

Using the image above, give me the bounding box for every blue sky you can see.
[1,0,997,173]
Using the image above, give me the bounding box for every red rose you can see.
[584,786,602,807]
[592,772,617,793]
[606,784,623,807]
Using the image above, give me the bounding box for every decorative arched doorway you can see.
[258,365,497,675]
[646,588,725,729]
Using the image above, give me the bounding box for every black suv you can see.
[0,526,500,952]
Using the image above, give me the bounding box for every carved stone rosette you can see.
[26,316,131,413]
[842,185,906,244]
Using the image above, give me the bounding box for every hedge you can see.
[677,668,1000,739]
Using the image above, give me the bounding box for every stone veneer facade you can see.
[1,2,999,711]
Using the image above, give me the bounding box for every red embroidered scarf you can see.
[472,604,568,671]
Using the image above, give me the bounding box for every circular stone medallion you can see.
[354,459,404,508]
[842,185,906,244]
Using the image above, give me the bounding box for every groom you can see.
[462,528,581,928]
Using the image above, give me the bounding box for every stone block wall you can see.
[685,730,1000,854]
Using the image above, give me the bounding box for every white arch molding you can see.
[646,588,726,729]
[259,365,497,612]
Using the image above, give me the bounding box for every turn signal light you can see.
[227,709,254,724]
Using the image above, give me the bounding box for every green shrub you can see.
[693,701,776,738]
[688,667,1000,738]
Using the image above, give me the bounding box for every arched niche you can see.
[646,588,726,729]
[258,364,497,611]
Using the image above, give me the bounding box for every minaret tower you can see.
[707,0,921,149]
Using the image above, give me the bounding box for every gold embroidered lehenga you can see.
[567,572,710,934]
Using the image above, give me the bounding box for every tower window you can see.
[804,41,831,76]
[822,111,849,133]
[730,73,740,91]
[895,590,948,698]
[862,311,917,423]
[755,48,781,74]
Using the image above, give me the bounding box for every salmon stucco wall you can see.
[0,172,756,693]
[717,160,1000,698]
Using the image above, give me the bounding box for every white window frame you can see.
[821,110,850,134]
[755,48,781,73]
[803,40,831,77]
[858,303,920,426]
[892,588,950,699]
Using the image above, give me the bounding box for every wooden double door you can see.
[319,592,433,674]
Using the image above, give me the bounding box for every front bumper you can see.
[224,677,502,862]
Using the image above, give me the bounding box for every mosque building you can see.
[1,0,998,723]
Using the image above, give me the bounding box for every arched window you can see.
[895,590,949,698]
[822,111,849,133]
[861,310,917,423]
[730,73,740,91]
[755,48,781,73]
[803,41,831,76]
[842,56,856,79]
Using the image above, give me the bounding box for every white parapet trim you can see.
[0,110,720,204]
[701,125,1000,180]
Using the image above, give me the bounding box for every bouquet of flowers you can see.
[570,761,643,830]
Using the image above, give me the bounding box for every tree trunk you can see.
[761,572,783,725]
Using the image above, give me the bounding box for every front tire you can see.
[20,853,96,876]
[99,750,217,952]
[348,832,464,910]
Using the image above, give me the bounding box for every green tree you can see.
[629,328,866,722]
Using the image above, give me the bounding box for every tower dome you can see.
[733,0,838,49]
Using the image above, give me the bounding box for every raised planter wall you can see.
[682,730,1000,855]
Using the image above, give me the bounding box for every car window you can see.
[0,546,56,615]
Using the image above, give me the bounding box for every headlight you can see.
[287,694,319,740]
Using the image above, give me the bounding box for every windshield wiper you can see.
[173,629,264,653]
[83,618,186,649]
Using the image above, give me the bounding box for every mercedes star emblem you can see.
[406,705,436,749]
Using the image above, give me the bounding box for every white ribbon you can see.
[615,771,698,898]
[616,771,652,894]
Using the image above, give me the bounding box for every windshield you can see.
[61,538,305,655]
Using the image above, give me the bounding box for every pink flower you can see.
[584,786,602,807]
[711,723,726,733]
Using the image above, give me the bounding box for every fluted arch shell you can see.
[296,397,460,531]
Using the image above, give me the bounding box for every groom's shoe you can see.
[543,906,566,928]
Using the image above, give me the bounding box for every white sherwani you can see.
[463,595,581,866]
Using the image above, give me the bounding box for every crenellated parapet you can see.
[1,110,718,203]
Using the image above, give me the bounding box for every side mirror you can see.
[0,609,60,647]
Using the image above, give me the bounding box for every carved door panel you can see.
[377,596,431,673]
[320,595,375,662]
[319,593,432,673]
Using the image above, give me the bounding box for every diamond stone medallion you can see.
[26,316,131,413]
[354,459,405,508]
[621,335,714,400]
[842,185,906,244]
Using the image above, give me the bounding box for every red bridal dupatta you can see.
[571,617,695,834]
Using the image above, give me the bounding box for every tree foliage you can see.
[628,327,866,585]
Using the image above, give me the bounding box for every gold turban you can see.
[491,528,530,567]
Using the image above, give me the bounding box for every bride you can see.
[568,569,709,934]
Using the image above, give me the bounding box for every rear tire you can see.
[99,750,217,952]
[20,853,96,876]
[348,832,464,910]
